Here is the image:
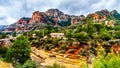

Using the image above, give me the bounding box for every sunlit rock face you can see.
[45,9,64,17]
[5,23,16,32]
[93,13,106,22]
[15,17,30,31]
[16,17,30,24]
[29,11,52,24]
[86,9,110,22]
[71,15,85,25]
[30,11,43,23]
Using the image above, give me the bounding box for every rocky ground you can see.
[31,47,88,68]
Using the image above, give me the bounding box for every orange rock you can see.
[30,11,43,23]
[15,27,21,31]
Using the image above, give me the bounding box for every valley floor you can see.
[31,47,90,68]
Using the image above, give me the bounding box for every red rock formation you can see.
[71,15,85,25]
[30,11,43,24]
[71,18,77,25]
[93,13,106,22]
[16,17,30,24]
[30,11,52,24]
[45,9,64,17]
[15,27,21,31]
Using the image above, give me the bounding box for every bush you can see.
[0,47,7,58]
[93,53,120,68]
[5,35,31,65]
[21,59,37,68]
[16,59,37,68]
[100,33,112,41]
[60,44,67,51]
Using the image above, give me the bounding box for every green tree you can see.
[65,30,72,40]
[6,35,31,65]
[1,33,7,38]
[22,59,37,68]
[12,32,16,37]
[99,28,112,41]
[72,32,89,43]
[0,47,7,58]
[16,59,37,68]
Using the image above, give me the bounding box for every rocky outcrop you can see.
[45,9,85,25]
[45,9,64,17]
[5,23,16,32]
[16,17,30,24]
[93,13,106,22]
[45,9,69,25]
[86,9,110,22]
[30,11,43,23]
[71,15,85,25]
[95,9,110,16]
[16,17,30,31]
[29,11,52,24]
[6,8,120,33]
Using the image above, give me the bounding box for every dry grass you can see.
[0,60,13,68]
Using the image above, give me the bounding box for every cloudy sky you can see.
[0,0,120,25]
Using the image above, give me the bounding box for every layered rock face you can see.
[93,13,106,22]
[45,9,85,25]
[6,8,120,33]
[30,11,52,24]
[45,9,64,17]
[45,9,69,24]
[5,23,16,32]
[86,9,120,27]
[87,9,110,22]
[71,15,85,25]
[96,9,110,16]
[16,17,30,31]
[5,9,86,33]
[30,11,43,23]
[16,17,30,24]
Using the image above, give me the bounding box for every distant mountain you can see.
[96,9,110,16]
[45,9,64,17]
[0,25,7,29]
[87,9,120,20]
[110,10,120,19]
[0,25,7,34]
[5,8,120,33]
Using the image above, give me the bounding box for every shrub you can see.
[16,59,37,68]
[0,47,7,58]
[5,35,31,65]
[60,44,67,51]
[93,53,120,68]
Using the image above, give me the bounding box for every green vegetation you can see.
[0,33,7,39]
[16,59,37,68]
[5,35,31,66]
[59,18,71,26]
[0,47,7,58]
[93,51,120,68]
[1,15,120,68]
[12,32,16,37]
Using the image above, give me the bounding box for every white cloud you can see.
[0,17,17,25]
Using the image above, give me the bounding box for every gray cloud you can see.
[0,0,120,25]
